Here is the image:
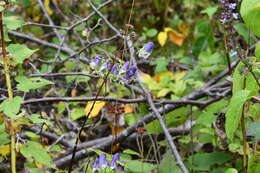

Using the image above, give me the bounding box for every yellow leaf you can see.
[0,145,10,156]
[35,162,44,168]
[110,124,125,136]
[172,71,187,80]
[168,30,187,46]
[124,104,133,114]
[44,0,53,15]
[157,31,168,46]
[164,27,175,32]
[153,72,174,83]
[157,88,171,98]
[84,101,106,118]
[139,73,154,84]
[178,23,189,34]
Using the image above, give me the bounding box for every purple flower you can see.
[99,59,111,71]
[232,13,239,19]
[110,153,120,169]
[138,42,154,59]
[122,61,129,71]
[125,66,137,80]
[228,3,236,10]
[143,42,154,53]
[230,50,238,57]
[90,55,103,69]
[119,61,129,74]
[99,154,107,169]
[111,63,119,75]
[92,157,99,171]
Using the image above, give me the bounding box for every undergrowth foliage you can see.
[0,0,259,173]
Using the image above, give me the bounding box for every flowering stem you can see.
[0,10,16,173]
[68,63,115,173]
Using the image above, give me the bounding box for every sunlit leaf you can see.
[0,144,10,156]
[124,104,133,114]
[4,16,24,30]
[225,168,238,173]
[153,72,174,83]
[123,149,141,157]
[6,44,38,64]
[201,5,219,18]
[240,0,260,37]
[84,101,106,118]
[44,0,53,15]
[157,31,168,46]
[168,29,187,46]
[157,88,171,98]
[20,141,55,168]
[0,96,23,118]
[15,76,53,92]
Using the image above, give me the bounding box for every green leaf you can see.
[0,125,10,145]
[255,41,260,61]
[154,60,168,74]
[189,152,232,171]
[240,0,260,37]
[157,88,171,97]
[125,160,156,173]
[123,149,141,157]
[0,6,4,12]
[146,28,158,37]
[232,62,245,94]
[28,114,52,125]
[70,107,85,120]
[225,90,251,141]
[201,5,219,18]
[0,96,23,118]
[225,168,238,173]
[4,16,24,30]
[15,76,53,92]
[158,150,181,173]
[247,122,260,140]
[6,44,37,64]
[197,99,228,127]
[20,141,55,168]
[234,23,256,45]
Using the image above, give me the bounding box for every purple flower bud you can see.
[119,61,130,74]
[90,55,103,69]
[138,42,154,59]
[110,153,120,169]
[125,66,137,80]
[92,157,99,171]
[143,42,154,53]
[99,59,111,71]
[122,61,129,71]
[99,154,107,169]
[111,63,119,75]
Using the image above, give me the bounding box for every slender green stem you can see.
[0,11,16,173]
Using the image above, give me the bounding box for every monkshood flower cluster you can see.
[89,42,154,82]
[90,55,137,81]
[92,153,125,173]
[219,0,239,24]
